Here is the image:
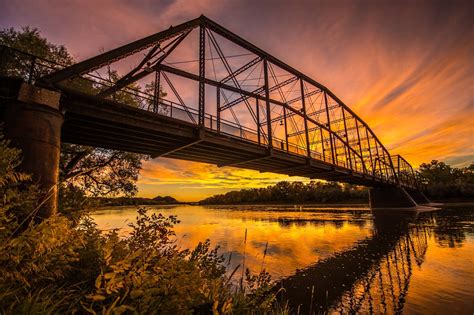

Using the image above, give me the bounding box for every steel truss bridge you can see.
[0,15,421,192]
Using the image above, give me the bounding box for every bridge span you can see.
[0,16,430,216]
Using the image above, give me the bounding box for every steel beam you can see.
[263,59,272,148]
[40,17,201,84]
[198,25,206,126]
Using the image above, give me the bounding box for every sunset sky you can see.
[1,0,473,201]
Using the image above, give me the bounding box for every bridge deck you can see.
[61,88,387,187]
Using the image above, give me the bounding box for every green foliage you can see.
[0,27,72,66]
[419,160,474,200]
[0,135,39,226]
[200,181,368,205]
[0,138,284,314]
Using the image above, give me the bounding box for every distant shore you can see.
[90,200,474,211]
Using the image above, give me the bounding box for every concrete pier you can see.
[2,80,63,219]
[406,189,431,204]
[369,186,418,209]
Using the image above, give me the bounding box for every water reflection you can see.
[279,211,432,313]
[92,206,375,279]
[91,205,474,313]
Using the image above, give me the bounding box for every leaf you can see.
[130,289,144,299]
[89,294,106,301]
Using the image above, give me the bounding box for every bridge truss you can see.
[2,15,420,190]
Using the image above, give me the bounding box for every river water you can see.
[91,204,474,314]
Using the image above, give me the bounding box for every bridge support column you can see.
[369,186,417,209]
[406,189,431,204]
[2,81,63,219]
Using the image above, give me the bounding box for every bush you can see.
[0,135,285,314]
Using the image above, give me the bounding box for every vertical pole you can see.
[341,107,353,171]
[300,79,311,158]
[374,142,384,180]
[283,107,288,151]
[153,70,160,113]
[323,92,335,164]
[382,151,390,182]
[256,97,261,145]
[388,149,400,185]
[320,128,325,161]
[397,155,401,177]
[366,129,374,175]
[216,86,221,132]
[198,24,206,126]
[263,59,272,148]
[410,164,418,189]
[355,119,364,173]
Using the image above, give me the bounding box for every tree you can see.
[418,160,474,200]
[199,181,368,205]
[419,160,454,184]
[1,27,148,215]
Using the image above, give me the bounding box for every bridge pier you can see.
[369,186,418,209]
[1,79,63,219]
[406,189,431,204]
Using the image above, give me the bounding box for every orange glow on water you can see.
[90,205,474,313]
[91,205,374,278]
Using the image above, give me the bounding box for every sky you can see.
[1,0,473,201]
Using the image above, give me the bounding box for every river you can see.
[91,204,474,314]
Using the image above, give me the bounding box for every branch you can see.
[62,148,92,179]
[62,152,120,181]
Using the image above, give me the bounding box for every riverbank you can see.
[199,200,368,206]
[90,201,474,213]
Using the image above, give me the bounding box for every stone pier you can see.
[1,79,63,218]
[369,186,418,209]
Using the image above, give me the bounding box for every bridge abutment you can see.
[369,186,418,209]
[1,80,63,219]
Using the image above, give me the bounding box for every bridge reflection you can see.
[279,211,432,314]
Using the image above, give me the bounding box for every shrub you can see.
[0,135,285,314]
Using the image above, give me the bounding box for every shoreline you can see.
[89,201,474,211]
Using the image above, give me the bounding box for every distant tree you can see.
[419,160,454,183]
[0,26,72,66]
[200,181,368,205]
[418,160,474,200]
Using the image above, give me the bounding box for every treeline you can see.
[200,181,368,205]
[92,195,179,207]
[419,160,474,200]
